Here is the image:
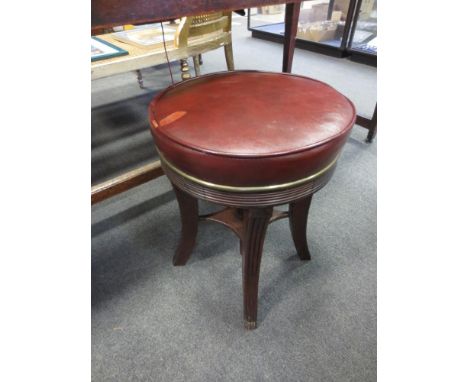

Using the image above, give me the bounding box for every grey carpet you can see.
[92,16,376,382]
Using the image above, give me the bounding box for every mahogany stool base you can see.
[171,184,313,330]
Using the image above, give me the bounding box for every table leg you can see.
[193,55,201,76]
[366,104,377,143]
[282,2,301,73]
[136,69,144,89]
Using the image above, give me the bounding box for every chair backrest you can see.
[175,12,232,48]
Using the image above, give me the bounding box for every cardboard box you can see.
[298,3,329,24]
[360,0,376,19]
[333,0,351,18]
[297,20,338,43]
[335,0,375,20]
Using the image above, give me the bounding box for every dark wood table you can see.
[91,0,375,204]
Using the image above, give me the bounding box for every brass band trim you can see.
[159,152,339,192]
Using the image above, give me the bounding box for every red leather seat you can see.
[149,71,356,188]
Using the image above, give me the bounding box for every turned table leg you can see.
[289,195,313,260]
[136,70,144,89]
[172,185,198,266]
[242,207,273,329]
[193,55,201,77]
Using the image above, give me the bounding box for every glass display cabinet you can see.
[247,0,377,66]
[347,0,377,65]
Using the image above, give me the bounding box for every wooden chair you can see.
[182,12,234,77]
[137,12,234,84]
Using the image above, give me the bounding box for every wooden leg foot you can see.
[366,127,377,143]
[244,320,257,330]
[242,207,272,329]
[289,195,313,260]
[172,185,198,266]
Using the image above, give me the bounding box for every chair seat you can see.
[149,71,356,188]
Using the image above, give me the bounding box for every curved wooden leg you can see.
[289,195,312,260]
[224,42,235,71]
[242,207,272,329]
[193,55,201,77]
[172,185,198,266]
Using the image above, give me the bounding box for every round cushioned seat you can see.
[149,71,356,189]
